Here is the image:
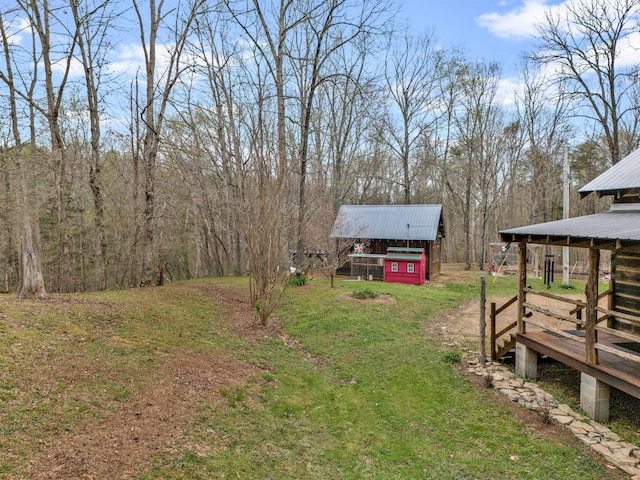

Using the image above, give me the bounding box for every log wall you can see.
[612,249,640,335]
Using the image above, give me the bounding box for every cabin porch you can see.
[491,243,640,423]
[498,149,640,423]
[516,329,640,418]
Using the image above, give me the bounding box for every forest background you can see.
[0,0,637,310]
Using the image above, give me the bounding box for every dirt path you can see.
[24,284,265,480]
[26,352,258,479]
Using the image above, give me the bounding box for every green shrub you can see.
[285,274,308,287]
[442,351,461,364]
[351,288,378,300]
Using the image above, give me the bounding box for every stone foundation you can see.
[515,343,537,380]
[580,373,611,423]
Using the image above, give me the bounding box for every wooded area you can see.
[0,0,638,301]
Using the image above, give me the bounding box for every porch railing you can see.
[523,288,640,365]
[490,295,517,361]
[490,287,640,365]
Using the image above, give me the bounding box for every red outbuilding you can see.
[331,204,444,281]
[384,247,426,285]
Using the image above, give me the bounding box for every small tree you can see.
[309,205,368,287]
[239,171,291,325]
[325,237,370,288]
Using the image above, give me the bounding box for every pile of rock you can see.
[467,357,640,479]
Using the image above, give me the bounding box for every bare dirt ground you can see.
[26,351,257,479]
[24,285,271,480]
[21,277,631,478]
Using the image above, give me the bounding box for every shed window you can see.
[407,263,414,273]
[391,262,398,272]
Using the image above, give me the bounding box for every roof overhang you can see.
[578,148,640,198]
[499,204,640,251]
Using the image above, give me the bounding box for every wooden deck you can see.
[517,330,640,399]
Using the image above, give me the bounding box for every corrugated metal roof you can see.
[331,205,443,241]
[500,204,640,245]
[579,148,640,197]
[387,247,424,253]
[386,253,423,261]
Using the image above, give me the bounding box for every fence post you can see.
[490,302,496,361]
[479,276,486,366]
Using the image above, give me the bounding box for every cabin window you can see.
[391,262,398,272]
[407,263,415,273]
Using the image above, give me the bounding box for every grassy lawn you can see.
[0,273,622,478]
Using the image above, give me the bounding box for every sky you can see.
[4,0,636,124]
[398,0,564,76]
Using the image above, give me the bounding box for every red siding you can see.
[384,253,426,285]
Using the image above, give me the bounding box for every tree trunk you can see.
[0,13,47,297]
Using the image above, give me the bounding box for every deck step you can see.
[495,334,517,360]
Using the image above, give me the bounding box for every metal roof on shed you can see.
[331,205,443,241]
[500,204,640,248]
[580,148,640,198]
[385,253,424,261]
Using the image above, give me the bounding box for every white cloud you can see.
[108,43,146,75]
[496,76,523,107]
[616,31,640,68]
[50,56,84,78]
[476,0,561,40]
[4,15,30,46]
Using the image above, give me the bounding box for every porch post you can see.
[517,241,527,335]
[585,247,599,365]
[515,241,537,379]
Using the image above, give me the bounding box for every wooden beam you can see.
[524,319,586,341]
[518,241,527,335]
[524,287,587,307]
[523,302,586,327]
[595,324,640,343]
[595,343,640,363]
[596,306,640,326]
[585,248,599,364]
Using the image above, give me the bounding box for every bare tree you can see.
[0,5,57,297]
[319,46,379,212]
[384,31,444,204]
[1,0,81,292]
[443,60,508,269]
[313,203,368,287]
[237,47,293,325]
[515,58,572,225]
[289,0,388,269]
[188,9,245,277]
[69,0,119,290]
[131,0,204,286]
[532,0,640,165]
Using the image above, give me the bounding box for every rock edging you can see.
[467,357,640,479]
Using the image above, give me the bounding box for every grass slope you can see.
[0,274,619,479]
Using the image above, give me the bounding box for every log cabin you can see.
[498,148,640,422]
